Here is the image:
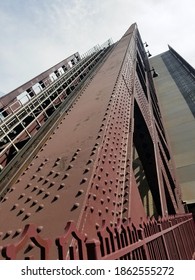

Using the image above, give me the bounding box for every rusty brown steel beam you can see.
[0,23,188,260]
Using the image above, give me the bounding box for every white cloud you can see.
[0,0,195,93]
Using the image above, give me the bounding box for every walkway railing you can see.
[1,214,194,260]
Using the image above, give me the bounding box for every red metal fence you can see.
[1,214,194,260]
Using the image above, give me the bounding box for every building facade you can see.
[150,46,195,213]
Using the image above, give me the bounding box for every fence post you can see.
[86,239,101,260]
[138,228,150,260]
[157,222,170,259]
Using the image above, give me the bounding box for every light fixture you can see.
[146,50,152,57]
[149,67,159,78]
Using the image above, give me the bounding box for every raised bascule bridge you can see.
[0,23,194,260]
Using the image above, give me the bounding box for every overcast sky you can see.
[0,0,195,95]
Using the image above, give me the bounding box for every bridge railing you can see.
[1,214,194,260]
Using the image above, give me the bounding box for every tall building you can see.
[150,47,195,213]
[0,23,194,260]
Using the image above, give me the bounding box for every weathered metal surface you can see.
[0,23,191,259]
[0,32,129,259]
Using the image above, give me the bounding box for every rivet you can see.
[1,197,8,202]
[98,210,102,216]
[87,159,93,165]
[73,152,79,157]
[23,213,31,220]
[95,223,100,229]
[36,204,44,212]
[70,203,79,211]
[83,168,90,174]
[124,191,129,196]
[38,176,44,182]
[31,200,38,207]
[80,178,87,184]
[58,183,65,190]
[12,229,22,238]
[67,165,73,171]
[37,226,43,233]
[76,189,84,197]
[25,183,32,189]
[32,186,38,192]
[63,173,69,179]
[18,193,25,200]
[48,170,54,176]
[3,231,12,239]
[43,192,50,199]
[11,203,19,211]
[37,188,44,195]
[48,182,55,188]
[51,195,60,203]
[25,197,32,203]
[17,208,25,216]
[43,179,49,184]
[71,156,76,162]
[9,187,16,192]
[54,172,60,178]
